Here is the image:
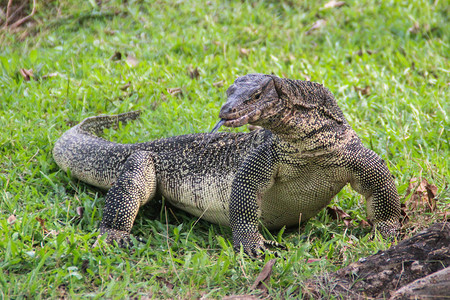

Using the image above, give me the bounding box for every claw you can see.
[263,239,286,250]
[234,233,286,258]
[95,227,134,248]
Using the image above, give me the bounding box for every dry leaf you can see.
[400,203,409,225]
[250,258,276,292]
[408,22,420,34]
[167,87,182,96]
[76,206,84,218]
[358,219,372,229]
[305,19,326,35]
[239,48,250,56]
[126,55,138,67]
[120,82,131,91]
[187,66,200,79]
[36,216,46,227]
[8,215,17,225]
[327,206,353,227]
[405,177,438,212]
[354,85,371,96]
[36,216,48,233]
[20,68,33,81]
[323,1,345,8]
[213,80,224,88]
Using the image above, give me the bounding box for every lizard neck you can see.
[259,106,357,154]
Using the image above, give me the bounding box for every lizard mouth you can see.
[210,112,257,134]
[211,108,262,134]
[211,101,277,133]
[222,108,262,128]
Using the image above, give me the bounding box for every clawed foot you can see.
[93,227,139,248]
[376,220,401,241]
[234,232,286,258]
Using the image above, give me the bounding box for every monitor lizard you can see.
[53,74,401,256]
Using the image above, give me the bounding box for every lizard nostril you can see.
[219,104,232,117]
[220,102,239,116]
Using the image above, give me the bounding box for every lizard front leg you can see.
[229,143,281,256]
[345,144,401,238]
[97,150,157,246]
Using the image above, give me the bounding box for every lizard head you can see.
[218,74,281,129]
[213,74,345,135]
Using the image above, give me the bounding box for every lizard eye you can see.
[244,92,261,104]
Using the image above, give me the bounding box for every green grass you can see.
[0,0,448,298]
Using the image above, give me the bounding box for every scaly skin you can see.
[53,74,401,255]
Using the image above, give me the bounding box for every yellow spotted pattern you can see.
[53,75,401,254]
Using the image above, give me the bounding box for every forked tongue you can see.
[210,119,226,134]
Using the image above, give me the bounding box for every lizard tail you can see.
[78,110,142,136]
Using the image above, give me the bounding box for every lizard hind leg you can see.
[96,150,157,247]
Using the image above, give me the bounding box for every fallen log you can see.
[390,266,450,299]
[304,222,450,299]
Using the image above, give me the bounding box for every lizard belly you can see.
[158,173,234,226]
[260,166,349,229]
